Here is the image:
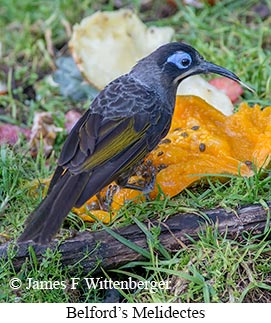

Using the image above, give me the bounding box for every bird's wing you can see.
[62,114,149,174]
[58,79,164,175]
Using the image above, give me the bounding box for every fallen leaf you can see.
[64,110,82,133]
[29,112,62,157]
[53,56,98,101]
[0,124,30,145]
[0,81,7,95]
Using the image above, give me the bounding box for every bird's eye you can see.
[181,57,191,67]
[167,52,192,70]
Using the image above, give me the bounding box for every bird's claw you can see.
[95,184,118,211]
[120,164,156,200]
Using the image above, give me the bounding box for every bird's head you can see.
[156,42,241,86]
[131,42,244,93]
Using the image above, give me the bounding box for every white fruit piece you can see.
[177,76,234,115]
[69,9,175,90]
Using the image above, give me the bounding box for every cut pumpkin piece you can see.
[72,95,271,221]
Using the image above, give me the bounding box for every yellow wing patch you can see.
[81,118,147,171]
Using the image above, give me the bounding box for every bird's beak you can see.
[175,59,254,92]
[201,60,254,92]
[202,61,240,82]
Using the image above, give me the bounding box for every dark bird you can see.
[18,42,242,244]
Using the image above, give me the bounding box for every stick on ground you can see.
[0,202,270,275]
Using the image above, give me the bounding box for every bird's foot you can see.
[122,164,156,200]
[96,184,118,211]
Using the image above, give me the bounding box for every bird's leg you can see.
[105,184,118,209]
[96,184,119,211]
[141,165,156,201]
[96,192,107,211]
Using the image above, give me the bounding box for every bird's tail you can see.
[17,171,90,244]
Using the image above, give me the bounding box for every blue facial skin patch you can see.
[167,52,192,70]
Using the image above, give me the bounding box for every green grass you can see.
[0,0,271,302]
